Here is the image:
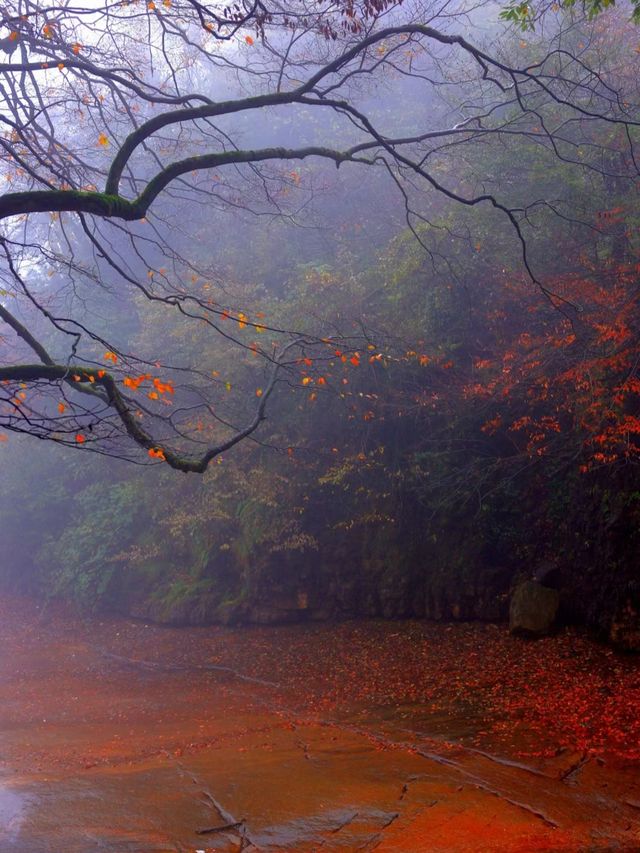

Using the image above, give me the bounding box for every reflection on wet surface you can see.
[0,782,27,849]
[0,596,639,851]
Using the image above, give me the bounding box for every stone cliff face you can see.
[116,542,640,652]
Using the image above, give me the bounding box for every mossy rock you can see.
[509,580,560,637]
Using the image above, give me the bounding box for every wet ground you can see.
[0,596,639,852]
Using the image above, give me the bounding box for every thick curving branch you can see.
[0,348,285,473]
[0,146,360,222]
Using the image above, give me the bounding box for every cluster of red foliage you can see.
[461,261,640,471]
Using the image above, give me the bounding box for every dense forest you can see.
[1,0,639,654]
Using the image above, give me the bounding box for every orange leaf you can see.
[153,377,174,395]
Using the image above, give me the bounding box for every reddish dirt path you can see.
[0,595,638,851]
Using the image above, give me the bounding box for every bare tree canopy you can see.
[0,0,637,472]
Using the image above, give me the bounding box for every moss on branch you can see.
[0,190,143,221]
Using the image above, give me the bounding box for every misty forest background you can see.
[1,5,640,650]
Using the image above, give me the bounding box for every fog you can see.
[0,0,639,849]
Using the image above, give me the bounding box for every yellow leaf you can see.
[255,388,263,397]
[98,133,109,148]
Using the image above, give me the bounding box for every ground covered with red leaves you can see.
[2,598,639,852]
[78,614,640,761]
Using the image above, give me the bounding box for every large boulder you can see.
[509,580,560,637]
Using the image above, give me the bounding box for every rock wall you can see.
[112,528,639,653]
